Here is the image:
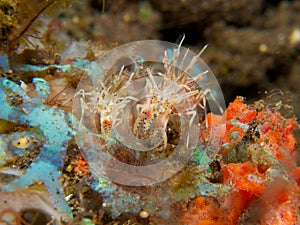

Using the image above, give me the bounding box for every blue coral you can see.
[0,77,76,219]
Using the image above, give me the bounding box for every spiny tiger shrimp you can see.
[73,66,137,140]
[132,40,225,151]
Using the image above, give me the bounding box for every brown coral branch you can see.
[9,0,57,50]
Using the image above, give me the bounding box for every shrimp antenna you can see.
[176,33,186,46]
[196,44,209,58]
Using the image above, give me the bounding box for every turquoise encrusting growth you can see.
[0,77,76,220]
[0,54,10,71]
[17,58,103,83]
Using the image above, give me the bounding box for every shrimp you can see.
[74,66,136,139]
[132,43,224,150]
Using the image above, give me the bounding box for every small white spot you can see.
[19,80,28,91]
[72,16,80,24]
[64,194,73,201]
[139,210,149,218]
[289,28,300,46]
[258,44,268,53]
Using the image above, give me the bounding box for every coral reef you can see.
[0,1,299,224]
